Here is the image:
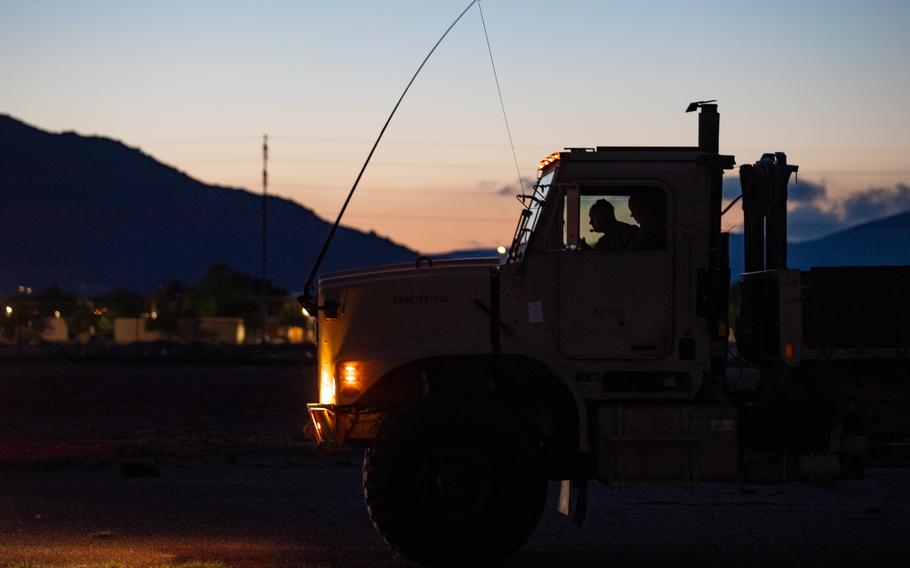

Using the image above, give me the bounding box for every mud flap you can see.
[556,478,588,526]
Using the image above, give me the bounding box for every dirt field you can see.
[2,359,910,567]
[0,359,317,467]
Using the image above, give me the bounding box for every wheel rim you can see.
[415,442,495,522]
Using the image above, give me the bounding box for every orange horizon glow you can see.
[3,1,908,252]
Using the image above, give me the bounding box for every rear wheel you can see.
[363,400,547,565]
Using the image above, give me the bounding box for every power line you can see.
[175,157,525,171]
[144,136,910,155]
[806,170,910,176]
[270,135,548,150]
[166,156,910,176]
[218,179,516,195]
[146,134,550,150]
[346,213,513,223]
[734,146,910,154]
[269,183,510,195]
[147,136,910,155]
[145,136,261,144]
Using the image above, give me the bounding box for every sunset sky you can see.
[3,0,909,252]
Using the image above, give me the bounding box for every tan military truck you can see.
[304,103,910,564]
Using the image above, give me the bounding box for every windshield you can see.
[507,170,554,262]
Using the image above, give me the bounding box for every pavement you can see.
[2,360,909,567]
[2,462,910,567]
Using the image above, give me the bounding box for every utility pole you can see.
[261,133,269,346]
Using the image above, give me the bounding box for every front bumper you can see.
[306,403,383,448]
[306,403,337,446]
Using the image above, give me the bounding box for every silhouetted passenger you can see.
[586,199,638,251]
[628,191,666,250]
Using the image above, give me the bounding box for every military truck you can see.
[305,103,910,564]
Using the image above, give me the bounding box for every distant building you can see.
[271,324,312,344]
[198,316,245,345]
[40,317,68,343]
[267,293,315,344]
[0,316,69,344]
[114,317,161,344]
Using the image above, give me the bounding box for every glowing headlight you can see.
[319,368,336,405]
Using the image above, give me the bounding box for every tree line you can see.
[2,263,307,343]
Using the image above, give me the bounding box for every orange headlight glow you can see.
[319,368,336,405]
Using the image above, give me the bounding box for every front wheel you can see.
[363,400,547,565]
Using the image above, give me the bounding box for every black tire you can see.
[363,400,547,565]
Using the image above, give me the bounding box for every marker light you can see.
[537,151,560,171]
[301,307,311,318]
[339,363,364,398]
[4,306,11,317]
[341,363,360,385]
[496,246,507,255]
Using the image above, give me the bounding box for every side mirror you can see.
[565,185,580,249]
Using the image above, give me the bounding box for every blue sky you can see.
[2,0,909,249]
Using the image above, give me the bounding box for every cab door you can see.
[556,185,674,360]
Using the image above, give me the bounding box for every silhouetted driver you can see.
[583,199,638,251]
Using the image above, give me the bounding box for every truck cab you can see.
[309,103,732,454]
[504,144,727,394]
[303,104,905,564]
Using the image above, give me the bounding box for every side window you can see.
[566,187,667,251]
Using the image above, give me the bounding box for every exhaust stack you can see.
[698,103,719,154]
[686,99,719,154]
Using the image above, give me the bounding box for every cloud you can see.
[722,177,740,200]
[493,176,536,196]
[723,177,825,202]
[492,172,910,240]
[786,201,843,241]
[789,180,826,202]
[723,178,910,241]
[842,183,910,221]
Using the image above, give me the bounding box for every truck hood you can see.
[316,258,499,404]
[318,257,500,290]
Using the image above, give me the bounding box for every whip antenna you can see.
[302,0,479,308]
[478,1,525,199]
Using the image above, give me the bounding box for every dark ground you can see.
[0,357,312,467]
[1,358,909,567]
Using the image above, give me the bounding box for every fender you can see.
[355,353,588,478]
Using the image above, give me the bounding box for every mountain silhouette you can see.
[3,113,907,293]
[0,114,418,293]
[443,215,910,279]
[728,209,910,279]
